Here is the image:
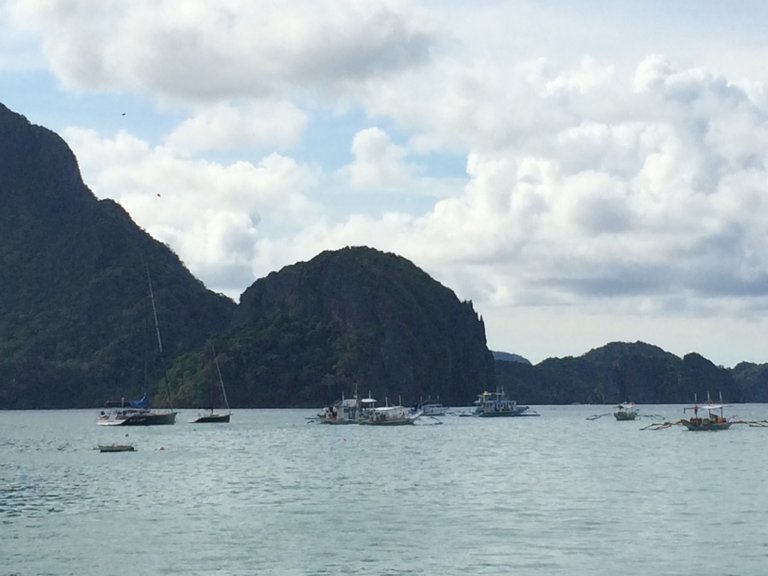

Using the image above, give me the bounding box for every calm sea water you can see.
[2,404,768,576]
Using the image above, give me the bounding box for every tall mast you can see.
[146,266,163,354]
[212,343,230,411]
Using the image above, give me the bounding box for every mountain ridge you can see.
[1,101,767,408]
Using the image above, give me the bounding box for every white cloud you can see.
[164,101,307,155]
[340,127,416,191]
[61,127,321,296]
[8,0,435,102]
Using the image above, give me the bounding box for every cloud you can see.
[8,0,435,102]
[61,127,321,296]
[164,101,307,155]
[339,127,417,191]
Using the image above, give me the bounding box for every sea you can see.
[2,404,768,576]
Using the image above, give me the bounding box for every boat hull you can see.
[98,444,136,452]
[189,413,231,424]
[97,410,178,426]
[681,419,732,431]
[475,407,534,417]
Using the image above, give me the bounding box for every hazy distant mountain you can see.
[491,351,531,365]
[494,341,755,404]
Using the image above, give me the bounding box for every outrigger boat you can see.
[317,389,378,424]
[643,394,737,431]
[359,404,422,426]
[471,389,538,417]
[614,402,639,421]
[681,400,732,431]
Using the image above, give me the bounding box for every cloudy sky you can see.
[3,0,768,367]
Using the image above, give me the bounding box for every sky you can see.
[3,0,768,368]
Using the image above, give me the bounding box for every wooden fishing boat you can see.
[614,402,639,421]
[681,400,732,431]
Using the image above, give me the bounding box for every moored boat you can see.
[98,394,177,426]
[359,404,422,426]
[97,443,136,453]
[681,400,732,431]
[97,406,178,426]
[413,398,447,416]
[614,402,639,421]
[472,389,537,417]
[97,268,178,426]
[189,410,231,424]
[189,344,232,424]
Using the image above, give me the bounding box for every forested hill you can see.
[494,341,768,404]
[0,103,235,408]
[0,102,495,409]
[2,101,766,409]
[166,247,496,408]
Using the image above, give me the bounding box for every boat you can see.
[412,398,447,416]
[97,443,136,453]
[189,344,232,424]
[359,403,422,426]
[97,267,177,426]
[189,409,230,424]
[681,399,732,431]
[614,402,639,421]
[97,394,177,426]
[317,391,377,424]
[472,389,537,417]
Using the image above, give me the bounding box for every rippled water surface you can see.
[2,405,768,575]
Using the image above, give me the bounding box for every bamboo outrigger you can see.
[642,393,768,430]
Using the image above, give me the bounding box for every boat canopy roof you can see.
[685,403,729,411]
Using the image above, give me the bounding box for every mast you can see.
[212,343,231,411]
[146,265,174,411]
[146,266,163,354]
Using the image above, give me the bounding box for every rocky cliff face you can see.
[229,246,495,406]
[0,103,235,408]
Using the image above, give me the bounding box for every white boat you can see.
[318,393,377,424]
[189,343,232,424]
[472,389,537,417]
[413,398,447,416]
[359,404,422,426]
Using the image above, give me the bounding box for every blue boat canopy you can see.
[130,393,150,409]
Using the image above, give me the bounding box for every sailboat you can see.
[189,344,231,423]
[97,267,178,426]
